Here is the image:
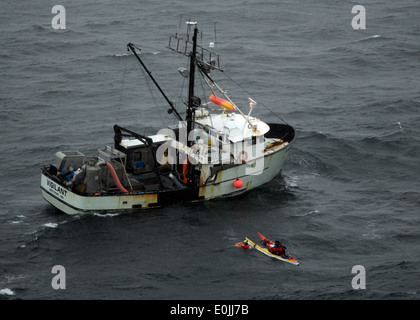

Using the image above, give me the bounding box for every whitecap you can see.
[5,274,26,283]
[43,222,58,228]
[297,209,320,217]
[93,212,120,218]
[285,175,299,187]
[359,35,381,41]
[0,288,15,296]
[394,121,403,131]
[362,220,382,239]
[114,52,132,57]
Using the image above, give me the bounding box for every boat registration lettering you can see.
[46,178,68,199]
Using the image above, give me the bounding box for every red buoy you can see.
[233,179,243,188]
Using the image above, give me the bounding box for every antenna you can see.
[213,22,217,50]
[167,21,223,72]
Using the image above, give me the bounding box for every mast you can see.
[167,20,223,133]
[186,23,198,146]
[166,21,223,187]
[127,43,183,122]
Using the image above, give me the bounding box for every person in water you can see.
[269,241,286,256]
[241,239,250,249]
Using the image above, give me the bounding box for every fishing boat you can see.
[40,21,296,214]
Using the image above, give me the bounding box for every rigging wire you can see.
[117,52,129,123]
[128,42,183,122]
[176,59,190,121]
[198,68,216,96]
[220,71,290,125]
[198,69,208,103]
[134,52,168,128]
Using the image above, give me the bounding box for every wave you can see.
[357,34,382,42]
[49,49,161,66]
[35,89,76,98]
[10,24,85,37]
[392,232,420,243]
[109,49,161,59]
[292,131,360,176]
[114,52,133,57]
[83,20,124,29]
[7,220,21,225]
[42,222,58,228]
[0,288,15,296]
[92,212,121,218]
[291,125,420,188]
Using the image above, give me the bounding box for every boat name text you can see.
[47,179,68,198]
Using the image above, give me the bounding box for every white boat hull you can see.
[198,143,289,199]
[40,142,291,215]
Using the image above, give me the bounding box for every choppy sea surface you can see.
[1,0,419,300]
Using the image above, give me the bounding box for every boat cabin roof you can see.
[119,134,172,149]
[195,113,270,143]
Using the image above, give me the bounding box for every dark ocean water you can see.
[1,0,420,301]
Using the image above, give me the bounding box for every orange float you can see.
[209,94,235,111]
